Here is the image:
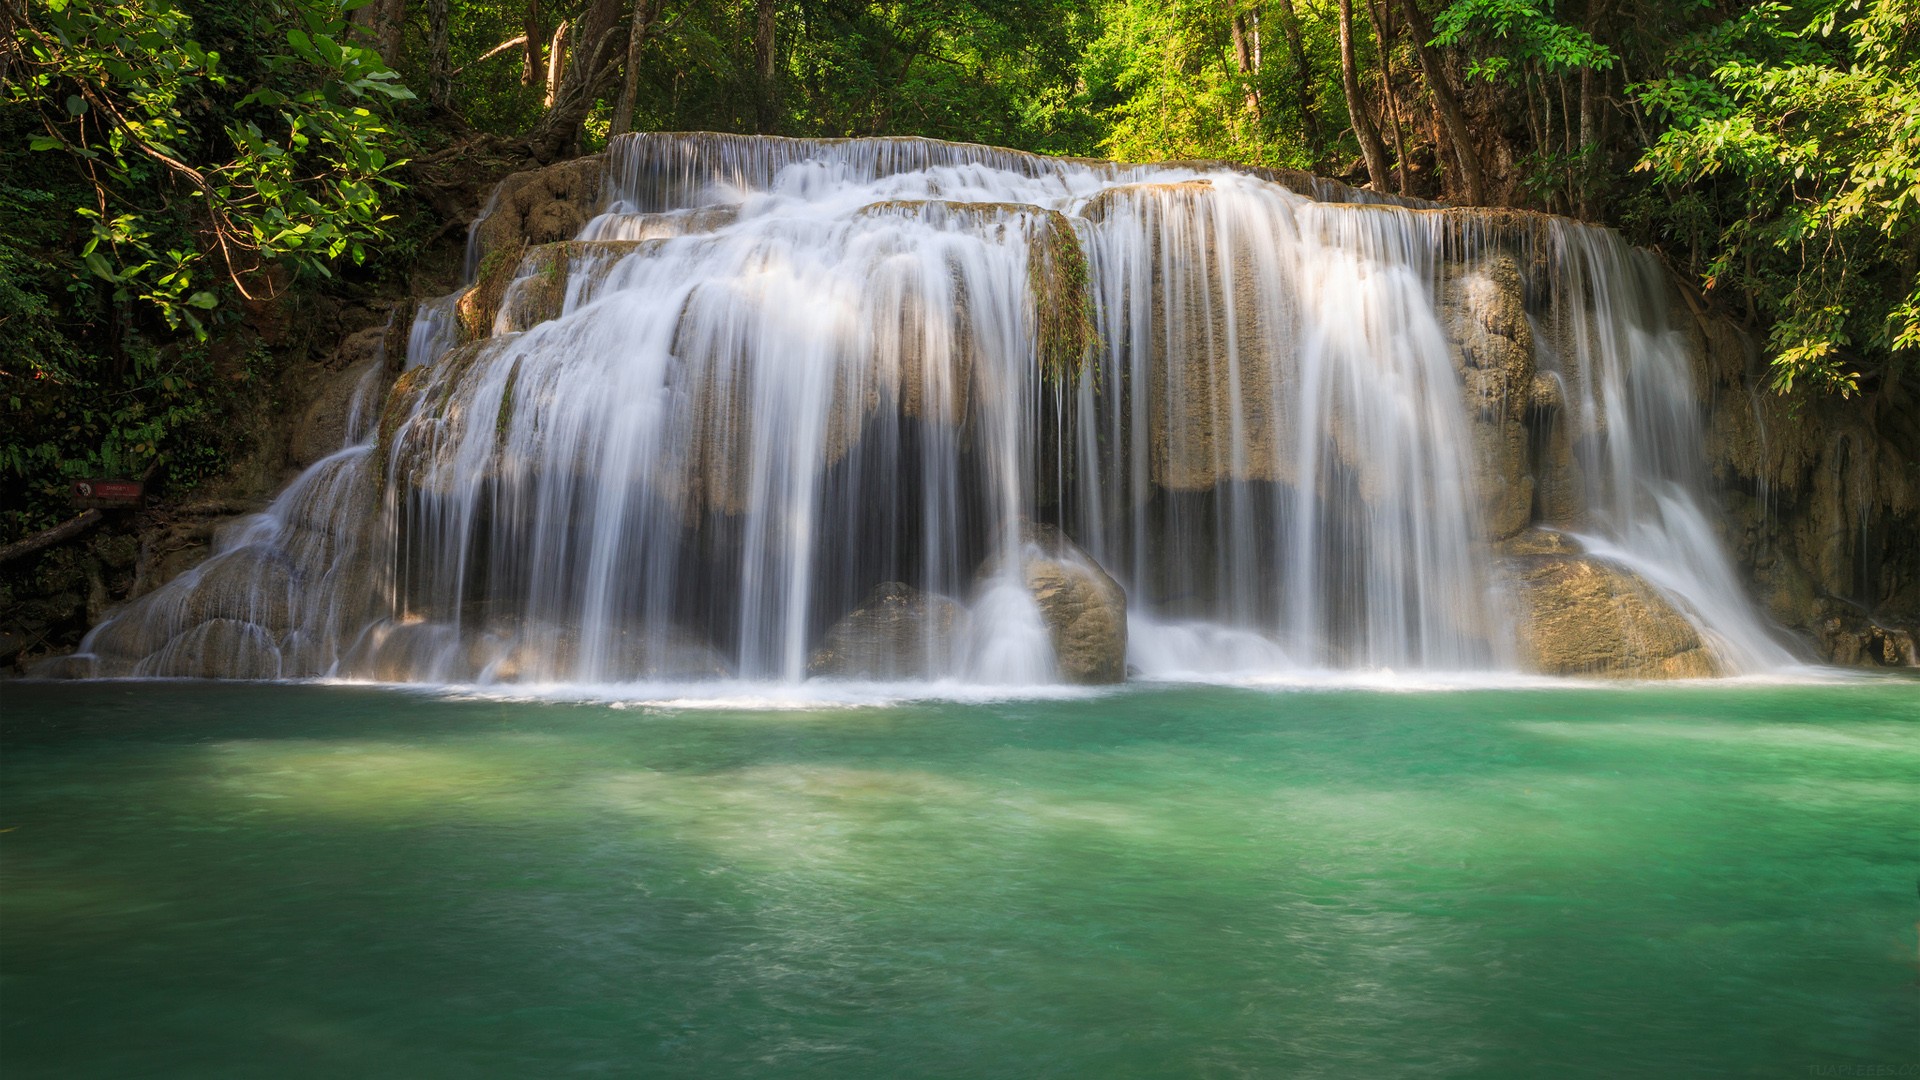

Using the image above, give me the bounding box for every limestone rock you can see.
[808,582,969,679]
[290,354,389,466]
[1814,616,1918,668]
[469,155,608,276]
[495,240,651,333]
[1693,305,1920,652]
[139,619,283,680]
[457,155,610,343]
[1506,530,1717,678]
[1443,254,1538,541]
[465,622,732,682]
[1009,523,1128,684]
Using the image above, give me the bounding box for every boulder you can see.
[464,621,731,683]
[1814,616,1918,669]
[808,582,968,679]
[1505,530,1717,678]
[1005,523,1128,684]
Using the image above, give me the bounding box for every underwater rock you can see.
[1505,531,1716,678]
[807,582,969,679]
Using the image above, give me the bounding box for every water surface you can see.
[3,680,1916,1077]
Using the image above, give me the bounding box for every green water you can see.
[2,680,1916,1078]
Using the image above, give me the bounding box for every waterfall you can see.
[1534,223,1801,669]
[72,133,1798,685]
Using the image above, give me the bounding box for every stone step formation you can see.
[51,133,1918,684]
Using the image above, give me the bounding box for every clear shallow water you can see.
[2,680,1916,1078]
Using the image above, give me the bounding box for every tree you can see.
[1338,0,1392,187]
[1635,0,1920,395]
[3,0,411,332]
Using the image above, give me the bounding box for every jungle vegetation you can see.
[1,0,1916,541]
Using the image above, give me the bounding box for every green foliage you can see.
[8,0,412,334]
[1635,0,1920,395]
[1,0,410,540]
[1082,0,1334,170]
[8,0,1914,554]
[1432,0,1615,82]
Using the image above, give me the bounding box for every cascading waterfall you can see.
[72,133,1797,685]
[1063,180,1498,672]
[1533,223,1800,669]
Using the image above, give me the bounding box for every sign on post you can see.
[71,479,145,510]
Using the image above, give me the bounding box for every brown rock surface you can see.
[1442,254,1537,541]
[1007,523,1128,684]
[808,582,969,679]
[1506,530,1717,678]
[1693,304,1920,659]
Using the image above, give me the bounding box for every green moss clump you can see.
[1028,209,1095,386]
[495,357,523,444]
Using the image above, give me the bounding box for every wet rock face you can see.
[470,155,608,274]
[457,154,610,343]
[808,582,969,679]
[143,619,284,680]
[343,619,733,683]
[1692,304,1920,661]
[1814,616,1918,669]
[1443,254,1538,542]
[1504,530,1717,678]
[1016,524,1128,684]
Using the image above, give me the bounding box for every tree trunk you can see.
[1338,0,1392,190]
[1367,0,1409,193]
[544,20,570,107]
[1229,8,1262,119]
[1273,0,1319,146]
[526,0,627,161]
[754,0,777,133]
[522,0,542,86]
[1394,0,1487,204]
[348,0,406,65]
[1577,63,1597,217]
[611,0,662,138]
[0,511,103,566]
[428,0,451,107]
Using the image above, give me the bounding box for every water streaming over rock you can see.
[72,133,1797,684]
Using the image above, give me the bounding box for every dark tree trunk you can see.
[1271,0,1319,147]
[611,0,663,137]
[1229,7,1261,119]
[428,0,451,107]
[522,0,542,86]
[1367,0,1409,193]
[1338,0,1392,190]
[526,0,627,161]
[1393,0,1487,203]
[348,0,406,65]
[754,0,777,133]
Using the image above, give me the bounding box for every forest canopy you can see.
[2,0,1916,536]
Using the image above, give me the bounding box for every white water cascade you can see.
[72,133,1797,685]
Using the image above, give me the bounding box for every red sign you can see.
[71,478,145,509]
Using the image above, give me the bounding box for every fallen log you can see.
[0,510,104,566]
